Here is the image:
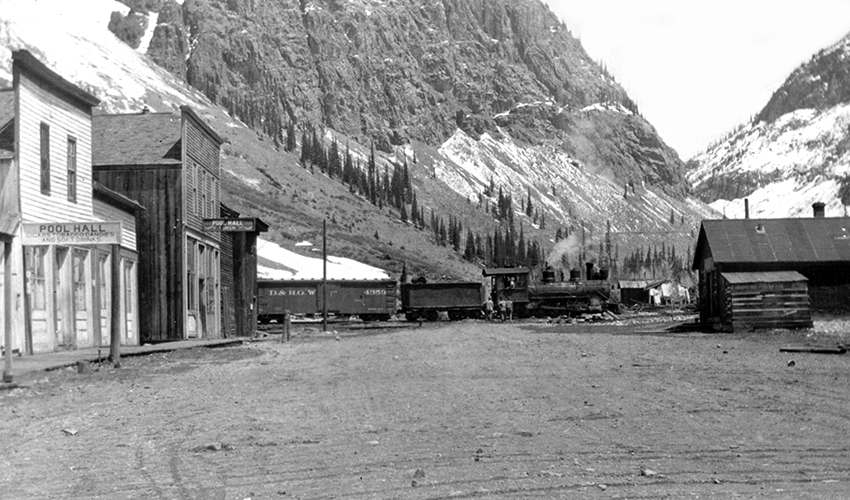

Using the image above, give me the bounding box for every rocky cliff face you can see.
[756,33,850,124]
[145,0,686,195]
[687,32,850,218]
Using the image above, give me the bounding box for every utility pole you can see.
[322,219,328,332]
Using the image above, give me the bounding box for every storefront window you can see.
[26,247,47,310]
[99,253,109,311]
[73,248,88,312]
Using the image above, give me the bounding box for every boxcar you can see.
[257,279,397,322]
[400,281,484,321]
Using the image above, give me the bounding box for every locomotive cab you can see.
[482,267,531,309]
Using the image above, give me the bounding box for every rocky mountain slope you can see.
[688,32,850,219]
[2,0,717,281]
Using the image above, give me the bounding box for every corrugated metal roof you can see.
[721,270,808,284]
[698,218,850,265]
[92,113,182,167]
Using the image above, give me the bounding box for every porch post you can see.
[109,243,121,367]
[3,241,12,382]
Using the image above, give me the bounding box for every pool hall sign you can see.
[203,218,259,232]
[21,222,122,245]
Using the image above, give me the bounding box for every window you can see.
[207,176,214,217]
[73,248,88,312]
[40,123,50,194]
[99,253,109,312]
[200,170,207,218]
[25,247,47,310]
[67,137,77,202]
[187,240,196,310]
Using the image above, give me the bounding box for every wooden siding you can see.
[94,167,184,342]
[183,116,220,238]
[16,72,93,224]
[722,279,812,332]
[0,158,18,234]
[219,224,235,338]
[92,198,137,252]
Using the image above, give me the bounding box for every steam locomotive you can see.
[484,263,617,318]
[256,263,617,323]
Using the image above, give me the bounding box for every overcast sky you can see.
[542,0,850,159]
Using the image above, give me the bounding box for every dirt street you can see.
[1,318,850,499]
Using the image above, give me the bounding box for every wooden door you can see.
[96,251,111,346]
[124,259,136,344]
[26,246,49,353]
[205,250,218,338]
[72,248,90,347]
[53,246,72,349]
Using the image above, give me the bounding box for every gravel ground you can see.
[1,314,849,499]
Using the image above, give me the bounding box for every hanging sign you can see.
[203,218,257,232]
[21,222,122,245]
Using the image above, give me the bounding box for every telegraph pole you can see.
[322,219,328,332]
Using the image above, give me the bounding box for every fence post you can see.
[280,310,291,343]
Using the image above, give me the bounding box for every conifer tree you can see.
[464,228,476,261]
[299,127,310,166]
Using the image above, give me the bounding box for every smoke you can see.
[546,233,581,268]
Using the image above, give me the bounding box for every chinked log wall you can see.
[724,281,813,332]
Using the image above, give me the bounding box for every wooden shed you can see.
[617,280,650,306]
[717,271,812,332]
[693,206,850,329]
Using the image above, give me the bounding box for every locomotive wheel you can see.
[424,310,440,322]
[360,314,375,322]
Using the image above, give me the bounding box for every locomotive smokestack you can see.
[744,198,749,219]
[813,201,825,218]
[585,262,594,280]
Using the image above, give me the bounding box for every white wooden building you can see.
[0,50,140,360]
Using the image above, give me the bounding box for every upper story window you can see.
[40,122,50,194]
[67,136,77,203]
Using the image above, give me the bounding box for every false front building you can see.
[92,106,224,342]
[0,50,140,355]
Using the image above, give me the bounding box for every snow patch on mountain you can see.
[257,238,390,280]
[688,102,850,218]
[0,0,207,114]
[438,129,717,251]
[138,11,159,54]
[580,101,634,115]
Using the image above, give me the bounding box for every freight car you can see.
[400,279,485,322]
[257,279,397,323]
[483,263,617,317]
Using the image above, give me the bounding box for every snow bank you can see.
[256,238,390,281]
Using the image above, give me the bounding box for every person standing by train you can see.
[484,295,494,321]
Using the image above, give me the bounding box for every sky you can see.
[542,0,850,160]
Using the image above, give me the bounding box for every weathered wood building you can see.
[92,106,224,342]
[0,50,140,355]
[215,204,267,338]
[692,204,850,330]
